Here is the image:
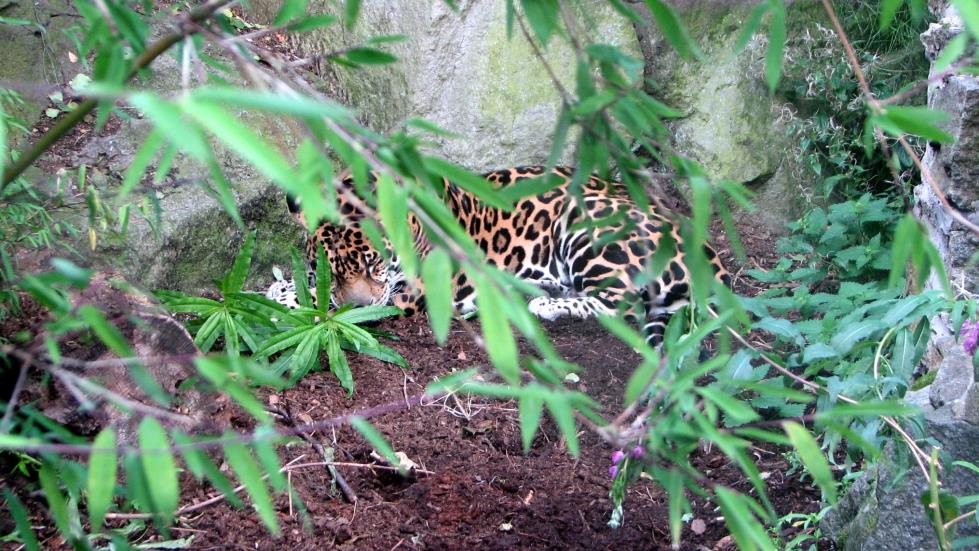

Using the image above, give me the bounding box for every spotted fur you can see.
[276,166,731,346]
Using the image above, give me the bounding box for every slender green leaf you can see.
[520,0,559,46]
[138,417,179,523]
[697,387,760,425]
[765,0,786,93]
[644,0,701,60]
[350,416,398,467]
[273,0,307,25]
[475,280,518,384]
[344,47,398,65]
[421,249,453,345]
[314,243,331,312]
[222,230,256,295]
[784,422,837,503]
[130,94,209,161]
[345,0,361,28]
[38,463,73,541]
[545,394,579,456]
[224,441,280,535]
[88,428,117,532]
[326,333,354,395]
[119,129,162,199]
[3,489,40,551]
[518,391,544,452]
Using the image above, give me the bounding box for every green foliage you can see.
[157,233,405,394]
[0,1,971,549]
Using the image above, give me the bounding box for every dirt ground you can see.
[104,316,823,551]
[0,203,832,551]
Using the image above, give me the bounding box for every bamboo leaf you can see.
[138,417,179,524]
[119,129,162,199]
[224,441,280,535]
[765,0,786,93]
[475,279,519,384]
[545,394,579,456]
[784,422,837,503]
[644,0,701,60]
[697,387,760,425]
[518,391,544,452]
[3,489,40,551]
[350,416,399,467]
[87,428,117,532]
[273,0,307,25]
[421,249,453,344]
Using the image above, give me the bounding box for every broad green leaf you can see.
[253,426,286,492]
[421,249,453,344]
[290,248,314,309]
[221,230,256,295]
[88,428,117,532]
[765,0,786,93]
[350,416,399,467]
[644,0,701,60]
[287,14,339,32]
[784,422,837,503]
[475,280,518,384]
[38,463,73,541]
[831,320,885,355]
[518,391,544,452]
[191,88,351,121]
[119,129,162,199]
[3,489,40,551]
[815,400,918,420]
[880,0,902,29]
[802,342,839,363]
[734,2,769,52]
[952,0,979,41]
[752,317,800,343]
[50,258,93,288]
[138,417,179,524]
[224,441,280,535]
[624,357,659,405]
[171,432,243,508]
[873,106,954,143]
[934,33,969,72]
[376,173,418,279]
[345,0,361,28]
[424,157,514,210]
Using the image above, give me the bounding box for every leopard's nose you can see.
[338,279,375,306]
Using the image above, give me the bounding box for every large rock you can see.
[634,1,824,228]
[37,41,303,295]
[252,0,638,170]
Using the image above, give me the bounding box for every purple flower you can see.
[609,465,619,478]
[629,445,644,459]
[610,449,625,464]
[963,320,979,356]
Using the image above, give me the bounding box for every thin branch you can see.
[0,357,31,433]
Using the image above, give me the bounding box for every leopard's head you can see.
[288,176,405,308]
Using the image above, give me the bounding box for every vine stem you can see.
[0,0,237,192]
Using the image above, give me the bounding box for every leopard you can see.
[267,165,731,346]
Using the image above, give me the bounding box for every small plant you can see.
[158,231,406,394]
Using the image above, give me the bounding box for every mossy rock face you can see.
[0,0,80,147]
[635,1,827,229]
[41,47,303,295]
[249,0,639,170]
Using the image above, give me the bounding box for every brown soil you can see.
[174,315,825,550]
